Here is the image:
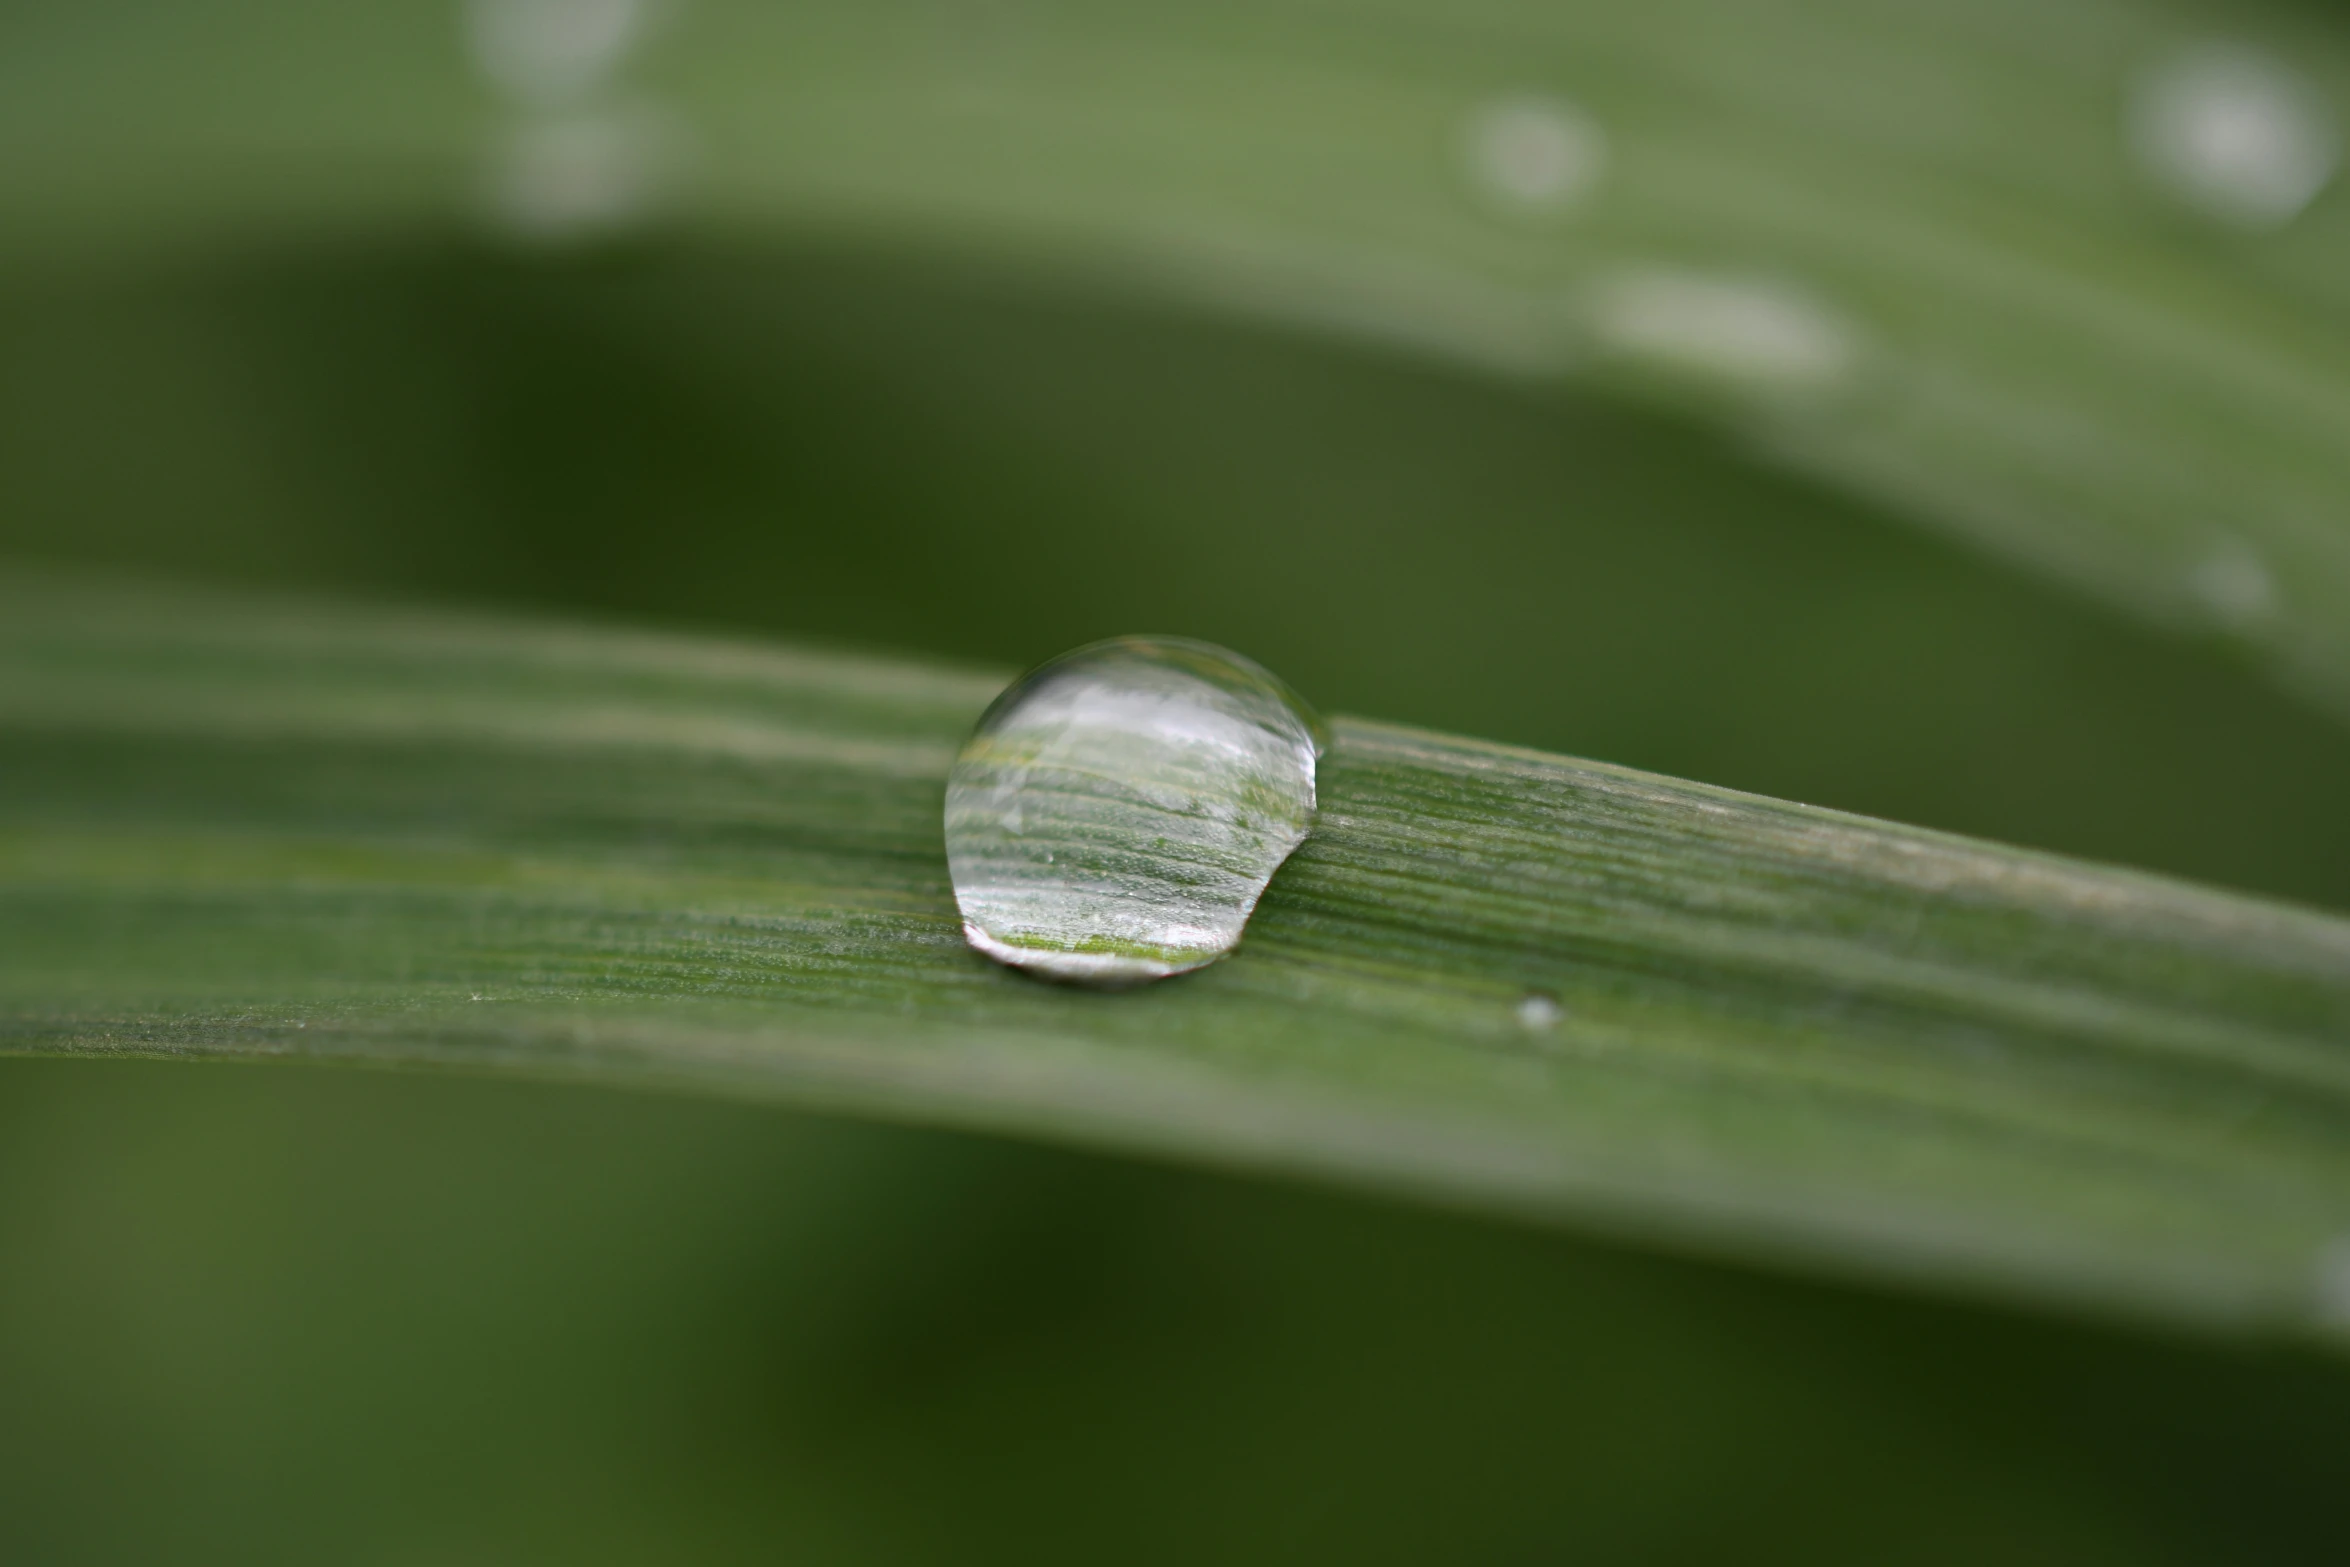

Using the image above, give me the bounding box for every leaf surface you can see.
[8,576,2349,1335]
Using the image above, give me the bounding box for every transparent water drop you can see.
[1462,94,1607,214]
[2130,44,2337,230]
[466,0,655,106]
[480,106,686,243]
[2309,1231,2350,1333]
[2187,538,2278,630]
[1585,268,1859,392]
[945,637,1325,985]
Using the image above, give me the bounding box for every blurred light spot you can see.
[1463,95,1607,213]
[2129,45,2337,229]
[482,108,683,242]
[466,0,654,105]
[2187,539,2278,629]
[2312,1234,2350,1331]
[1516,991,1564,1030]
[1586,270,1858,391]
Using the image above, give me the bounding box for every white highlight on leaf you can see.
[2129,44,2338,229]
[481,108,685,243]
[1462,95,1608,213]
[1585,269,1859,391]
[2187,539,2278,630]
[466,0,654,105]
[2311,1234,2350,1332]
[1516,991,1564,1030]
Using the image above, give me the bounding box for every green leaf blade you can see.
[7,575,2350,1336]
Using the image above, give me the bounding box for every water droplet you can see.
[2130,45,2337,229]
[2309,1232,2350,1332]
[945,637,1325,984]
[2187,538,2278,629]
[1516,991,1564,1030]
[1585,269,1858,391]
[1463,95,1607,213]
[466,0,657,106]
[481,106,686,243]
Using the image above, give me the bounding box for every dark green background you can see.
[6,234,2350,1562]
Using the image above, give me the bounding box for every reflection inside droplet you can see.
[1462,95,1608,213]
[2130,44,2338,229]
[945,637,1325,985]
[1516,991,1564,1030]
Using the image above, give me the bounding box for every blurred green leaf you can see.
[9,574,2349,1337]
[7,0,2350,717]
[14,3,2350,1558]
